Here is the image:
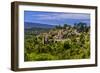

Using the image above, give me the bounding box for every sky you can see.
[24,11,90,26]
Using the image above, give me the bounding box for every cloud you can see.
[31,12,90,21]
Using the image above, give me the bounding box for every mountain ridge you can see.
[24,22,55,29]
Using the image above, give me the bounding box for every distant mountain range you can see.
[24,22,55,29]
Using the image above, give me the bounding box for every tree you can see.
[64,41,71,49]
[63,24,68,29]
[74,22,88,32]
[55,25,62,29]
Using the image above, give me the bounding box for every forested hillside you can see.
[24,22,90,61]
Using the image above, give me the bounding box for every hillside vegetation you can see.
[24,22,90,61]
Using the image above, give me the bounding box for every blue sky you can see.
[24,11,90,26]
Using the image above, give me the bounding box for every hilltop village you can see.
[38,26,80,44]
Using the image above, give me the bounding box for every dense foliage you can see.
[24,22,90,61]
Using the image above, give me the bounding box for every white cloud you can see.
[31,12,90,20]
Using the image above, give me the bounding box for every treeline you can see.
[55,22,90,32]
